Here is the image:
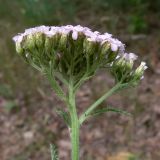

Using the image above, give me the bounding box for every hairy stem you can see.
[68,81,79,160]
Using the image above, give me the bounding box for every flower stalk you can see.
[67,80,79,160]
[79,82,123,125]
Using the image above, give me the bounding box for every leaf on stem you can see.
[50,144,59,160]
[45,68,66,101]
[89,106,132,117]
[56,109,71,127]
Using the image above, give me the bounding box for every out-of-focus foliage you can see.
[0,0,76,25]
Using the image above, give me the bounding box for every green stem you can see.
[68,81,79,160]
[79,82,123,124]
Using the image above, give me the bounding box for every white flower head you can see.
[13,25,147,85]
[124,52,138,61]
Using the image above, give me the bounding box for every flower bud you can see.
[13,35,24,55]
[15,42,24,55]
[45,37,53,55]
[125,61,133,71]
[35,32,45,49]
[124,53,137,71]
[58,33,68,51]
[23,34,35,51]
[107,51,118,63]
[134,61,147,79]
[73,32,85,48]
[72,31,78,40]
[100,42,110,55]
[50,33,60,50]
[83,38,98,55]
[113,57,125,70]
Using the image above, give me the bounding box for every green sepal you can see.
[50,144,59,160]
[56,109,71,127]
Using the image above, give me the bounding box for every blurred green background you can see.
[0,0,160,160]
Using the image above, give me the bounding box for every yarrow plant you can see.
[13,25,147,160]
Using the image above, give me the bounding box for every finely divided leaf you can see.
[50,144,59,160]
[56,109,71,127]
[90,106,132,117]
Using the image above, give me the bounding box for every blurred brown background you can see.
[0,0,160,160]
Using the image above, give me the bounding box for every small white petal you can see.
[74,25,84,32]
[128,53,138,61]
[72,31,78,40]
[111,43,118,52]
[141,61,146,66]
[104,33,112,38]
[13,35,23,43]
[123,52,137,61]
[144,66,148,70]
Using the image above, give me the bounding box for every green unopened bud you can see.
[58,33,68,51]
[65,32,85,62]
[23,34,35,50]
[123,53,137,71]
[35,32,45,49]
[107,51,118,63]
[15,42,24,55]
[113,57,127,72]
[134,61,147,79]
[125,61,133,71]
[51,33,60,49]
[115,58,124,67]
[45,37,53,55]
[83,39,98,55]
[76,32,85,42]
[100,42,110,55]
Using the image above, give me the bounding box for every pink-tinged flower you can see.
[123,53,138,61]
[13,34,23,43]
[111,43,118,52]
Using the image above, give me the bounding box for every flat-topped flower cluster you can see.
[13,25,124,52]
[13,25,147,85]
